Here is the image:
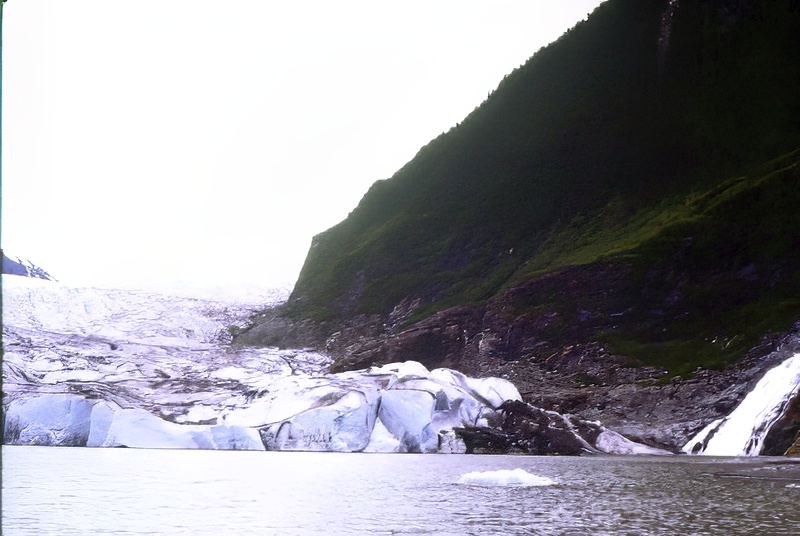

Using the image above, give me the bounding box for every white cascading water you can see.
[683,352,800,456]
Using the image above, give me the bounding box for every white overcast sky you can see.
[2,0,604,289]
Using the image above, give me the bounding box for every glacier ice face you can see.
[3,361,518,453]
[259,389,379,452]
[3,394,94,446]
[2,279,521,452]
[3,394,264,450]
[91,402,263,450]
[378,389,438,453]
[249,361,522,453]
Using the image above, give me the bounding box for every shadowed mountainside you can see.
[279,0,800,369]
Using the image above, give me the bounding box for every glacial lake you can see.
[3,446,799,535]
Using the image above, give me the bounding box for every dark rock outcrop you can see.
[456,400,601,455]
[762,390,800,456]
[2,252,56,281]
[455,399,669,455]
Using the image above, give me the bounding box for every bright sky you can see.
[2,1,604,289]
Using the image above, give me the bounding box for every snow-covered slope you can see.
[2,253,57,281]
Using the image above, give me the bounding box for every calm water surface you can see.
[3,446,799,535]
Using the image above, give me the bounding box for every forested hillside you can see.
[276,0,800,377]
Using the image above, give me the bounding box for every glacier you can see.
[1,277,522,452]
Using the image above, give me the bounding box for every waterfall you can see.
[683,352,800,456]
[657,0,680,79]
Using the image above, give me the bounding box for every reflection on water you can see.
[3,446,799,535]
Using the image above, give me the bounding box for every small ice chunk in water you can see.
[457,468,556,487]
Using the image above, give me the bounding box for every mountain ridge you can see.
[1,252,57,282]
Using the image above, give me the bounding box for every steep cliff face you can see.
[237,0,800,450]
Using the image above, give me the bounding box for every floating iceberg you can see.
[457,468,556,487]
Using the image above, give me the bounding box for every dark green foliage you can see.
[288,0,800,373]
[603,153,800,374]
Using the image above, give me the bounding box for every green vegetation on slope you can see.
[508,149,800,376]
[285,0,800,373]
